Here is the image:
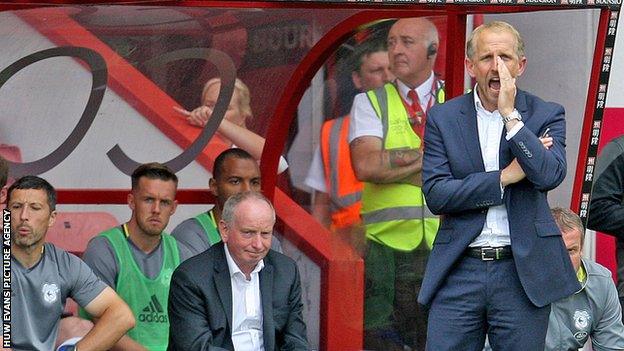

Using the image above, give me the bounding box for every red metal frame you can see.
[567,8,616,276]
[571,8,611,213]
[444,12,467,98]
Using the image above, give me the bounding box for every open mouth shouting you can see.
[489,76,501,92]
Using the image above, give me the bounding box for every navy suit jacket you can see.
[418,89,580,308]
[167,242,308,350]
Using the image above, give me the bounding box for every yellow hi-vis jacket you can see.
[362,81,443,251]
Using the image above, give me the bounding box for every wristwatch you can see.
[501,109,522,124]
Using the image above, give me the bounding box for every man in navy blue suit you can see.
[418,21,580,350]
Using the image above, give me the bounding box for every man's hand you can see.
[500,135,551,188]
[402,170,423,187]
[350,137,422,184]
[77,287,135,351]
[501,159,525,187]
[335,223,368,259]
[174,106,212,127]
[497,56,517,119]
[539,136,553,149]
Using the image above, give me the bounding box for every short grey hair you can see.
[221,191,276,225]
[466,21,525,60]
[422,18,440,50]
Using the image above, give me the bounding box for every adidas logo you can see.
[138,295,168,323]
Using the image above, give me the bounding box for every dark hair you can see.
[213,148,256,180]
[350,37,388,74]
[551,207,585,247]
[131,162,178,190]
[0,156,7,189]
[7,175,57,211]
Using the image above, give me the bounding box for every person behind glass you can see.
[82,163,194,351]
[546,207,624,351]
[419,21,580,350]
[304,37,394,239]
[8,175,135,351]
[172,148,282,256]
[587,135,624,321]
[168,191,308,351]
[348,17,444,351]
[174,77,288,174]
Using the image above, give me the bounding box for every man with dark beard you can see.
[82,163,193,351]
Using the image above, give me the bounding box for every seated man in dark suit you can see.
[168,191,308,351]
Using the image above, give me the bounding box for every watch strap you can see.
[502,109,521,124]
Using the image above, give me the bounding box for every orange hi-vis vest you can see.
[320,115,363,229]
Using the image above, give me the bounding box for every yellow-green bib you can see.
[362,82,443,251]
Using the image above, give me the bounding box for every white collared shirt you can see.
[395,73,435,113]
[224,244,265,351]
[470,86,524,248]
[349,72,436,142]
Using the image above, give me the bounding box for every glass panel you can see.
[289,15,448,350]
[0,6,358,349]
